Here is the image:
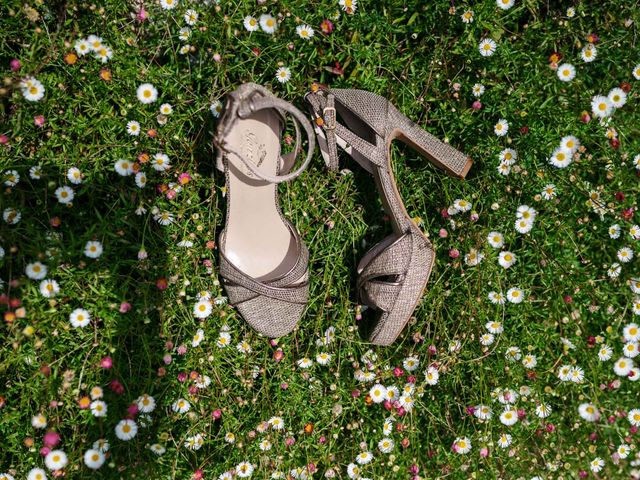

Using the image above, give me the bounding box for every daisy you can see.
[505,346,521,362]
[506,287,524,304]
[94,45,113,63]
[385,385,399,401]
[135,172,147,188]
[591,95,613,118]
[66,167,83,184]
[84,449,105,469]
[549,147,572,168]
[461,10,474,23]
[159,103,173,115]
[44,450,68,471]
[479,38,497,57]
[536,403,551,418]
[90,400,107,417]
[399,394,414,411]
[496,0,515,9]
[580,44,597,62]
[625,342,640,358]
[243,16,259,32]
[624,323,640,342]
[115,419,138,440]
[453,436,471,454]
[184,9,198,25]
[497,433,512,448]
[498,251,517,268]
[515,218,533,234]
[556,63,576,82]
[26,262,48,280]
[569,366,585,382]
[39,279,60,298]
[297,357,313,368]
[403,356,420,371]
[541,183,557,200]
[378,438,394,453]
[488,291,506,305]
[3,208,21,224]
[27,468,47,480]
[617,443,631,459]
[74,38,91,56]
[474,405,492,420]
[557,365,572,381]
[192,328,205,347]
[87,34,102,51]
[628,408,640,426]
[633,65,640,80]
[617,246,634,263]
[494,118,508,136]
[210,100,223,117]
[346,464,360,479]
[522,354,537,368]
[90,386,103,400]
[316,352,332,365]
[149,444,166,455]
[464,248,484,266]
[609,224,621,239]
[55,186,74,204]
[487,231,504,248]
[236,462,254,478]
[3,170,19,186]
[630,279,640,294]
[590,457,604,473]
[578,403,600,422]
[275,66,291,83]
[259,439,272,451]
[224,432,236,443]
[259,14,278,34]
[633,299,640,316]
[424,366,439,385]
[193,299,212,318]
[195,374,211,389]
[356,451,373,465]
[608,87,627,108]
[184,434,204,450]
[84,241,103,258]
[471,83,485,96]
[114,159,134,176]
[296,24,314,40]
[369,384,387,403]
[153,153,170,171]
[172,398,190,413]
[160,0,177,10]
[560,135,580,152]
[614,357,634,376]
[178,45,190,55]
[339,0,358,13]
[31,413,47,428]
[217,331,231,348]
[22,79,45,102]
[136,83,158,104]
[69,308,91,328]
[497,161,511,176]
[454,198,472,212]
[597,344,613,361]
[629,225,640,240]
[126,120,140,136]
[178,27,191,41]
[269,416,285,430]
[500,148,517,164]
[480,333,495,346]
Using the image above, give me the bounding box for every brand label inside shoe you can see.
[240,131,267,178]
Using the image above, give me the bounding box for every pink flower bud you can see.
[438,228,448,238]
[119,302,131,313]
[10,59,21,71]
[449,248,460,258]
[99,356,113,369]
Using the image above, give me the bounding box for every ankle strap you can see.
[213,83,316,184]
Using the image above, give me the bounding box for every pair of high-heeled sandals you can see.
[213,82,472,345]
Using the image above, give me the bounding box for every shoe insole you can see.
[221,109,300,281]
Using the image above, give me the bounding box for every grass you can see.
[1,0,640,478]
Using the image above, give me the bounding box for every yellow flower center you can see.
[123,424,131,433]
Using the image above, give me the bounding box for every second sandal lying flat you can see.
[305,84,472,345]
[213,83,316,338]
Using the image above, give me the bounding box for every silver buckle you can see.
[323,106,336,130]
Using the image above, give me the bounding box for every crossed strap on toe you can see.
[356,231,413,313]
[219,223,310,307]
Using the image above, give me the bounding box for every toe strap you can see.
[356,231,413,312]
